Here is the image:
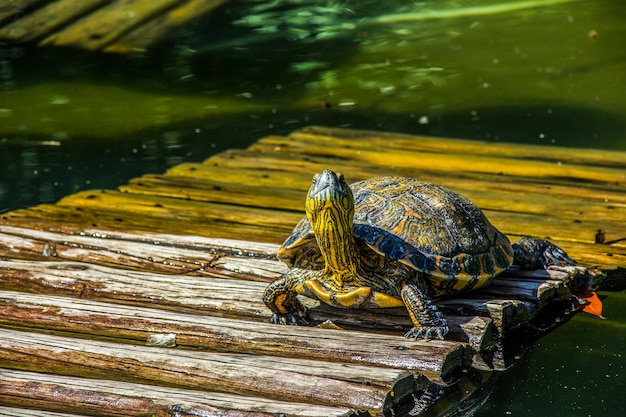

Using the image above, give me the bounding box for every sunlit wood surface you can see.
[0,0,230,53]
[0,126,623,416]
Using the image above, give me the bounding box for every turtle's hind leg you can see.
[512,237,575,269]
[263,270,308,325]
[401,280,448,341]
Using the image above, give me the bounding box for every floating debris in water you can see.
[50,95,70,105]
[290,60,330,73]
[378,83,396,95]
[338,98,356,109]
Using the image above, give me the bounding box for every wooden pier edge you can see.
[0,125,623,416]
[0,0,232,53]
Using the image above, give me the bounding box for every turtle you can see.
[263,169,575,340]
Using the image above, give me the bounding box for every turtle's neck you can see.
[313,208,361,288]
[305,169,361,288]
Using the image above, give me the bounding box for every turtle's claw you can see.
[541,242,576,267]
[404,324,448,341]
[270,310,308,326]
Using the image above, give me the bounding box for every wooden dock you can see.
[0,0,230,53]
[0,126,624,416]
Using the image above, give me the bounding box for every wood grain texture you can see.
[0,328,411,412]
[0,0,108,42]
[0,290,471,384]
[106,0,231,53]
[0,0,234,53]
[0,369,360,417]
[40,0,185,50]
[0,0,49,25]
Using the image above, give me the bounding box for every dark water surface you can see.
[0,0,624,415]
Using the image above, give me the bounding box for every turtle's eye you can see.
[312,174,319,184]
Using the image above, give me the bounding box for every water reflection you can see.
[0,130,234,212]
[0,43,21,90]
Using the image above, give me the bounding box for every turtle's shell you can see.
[278,176,514,296]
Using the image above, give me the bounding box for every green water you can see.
[475,292,625,417]
[0,0,624,415]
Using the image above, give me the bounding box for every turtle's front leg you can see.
[401,280,448,341]
[512,237,575,269]
[263,270,308,325]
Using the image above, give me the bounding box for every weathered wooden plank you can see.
[438,298,531,335]
[0,203,286,243]
[416,370,497,417]
[0,370,361,417]
[2,200,620,282]
[0,227,216,275]
[252,127,625,210]
[0,224,280,258]
[127,166,626,223]
[467,271,581,310]
[246,138,625,188]
[105,0,231,53]
[308,302,494,354]
[0,224,497,352]
[0,256,539,329]
[0,259,474,381]
[166,162,315,190]
[0,406,92,417]
[0,254,581,374]
[0,0,108,42]
[0,258,271,317]
[0,222,597,330]
[1,196,621,276]
[0,224,285,279]
[53,189,302,230]
[0,328,411,413]
[194,148,625,250]
[437,298,535,371]
[238,130,626,195]
[202,149,625,239]
[0,290,471,384]
[0,0,48,26]
[40,0,186,50]
[289,126,626,169]
[0,227,506,343]
[172,156,619,204]
[121,173,305,212]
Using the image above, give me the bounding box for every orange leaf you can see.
[582,291,605,319]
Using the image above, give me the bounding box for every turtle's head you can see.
[305,169,354,234]
[306,170,359,279]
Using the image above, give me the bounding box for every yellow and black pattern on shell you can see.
[351,177,514,295]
